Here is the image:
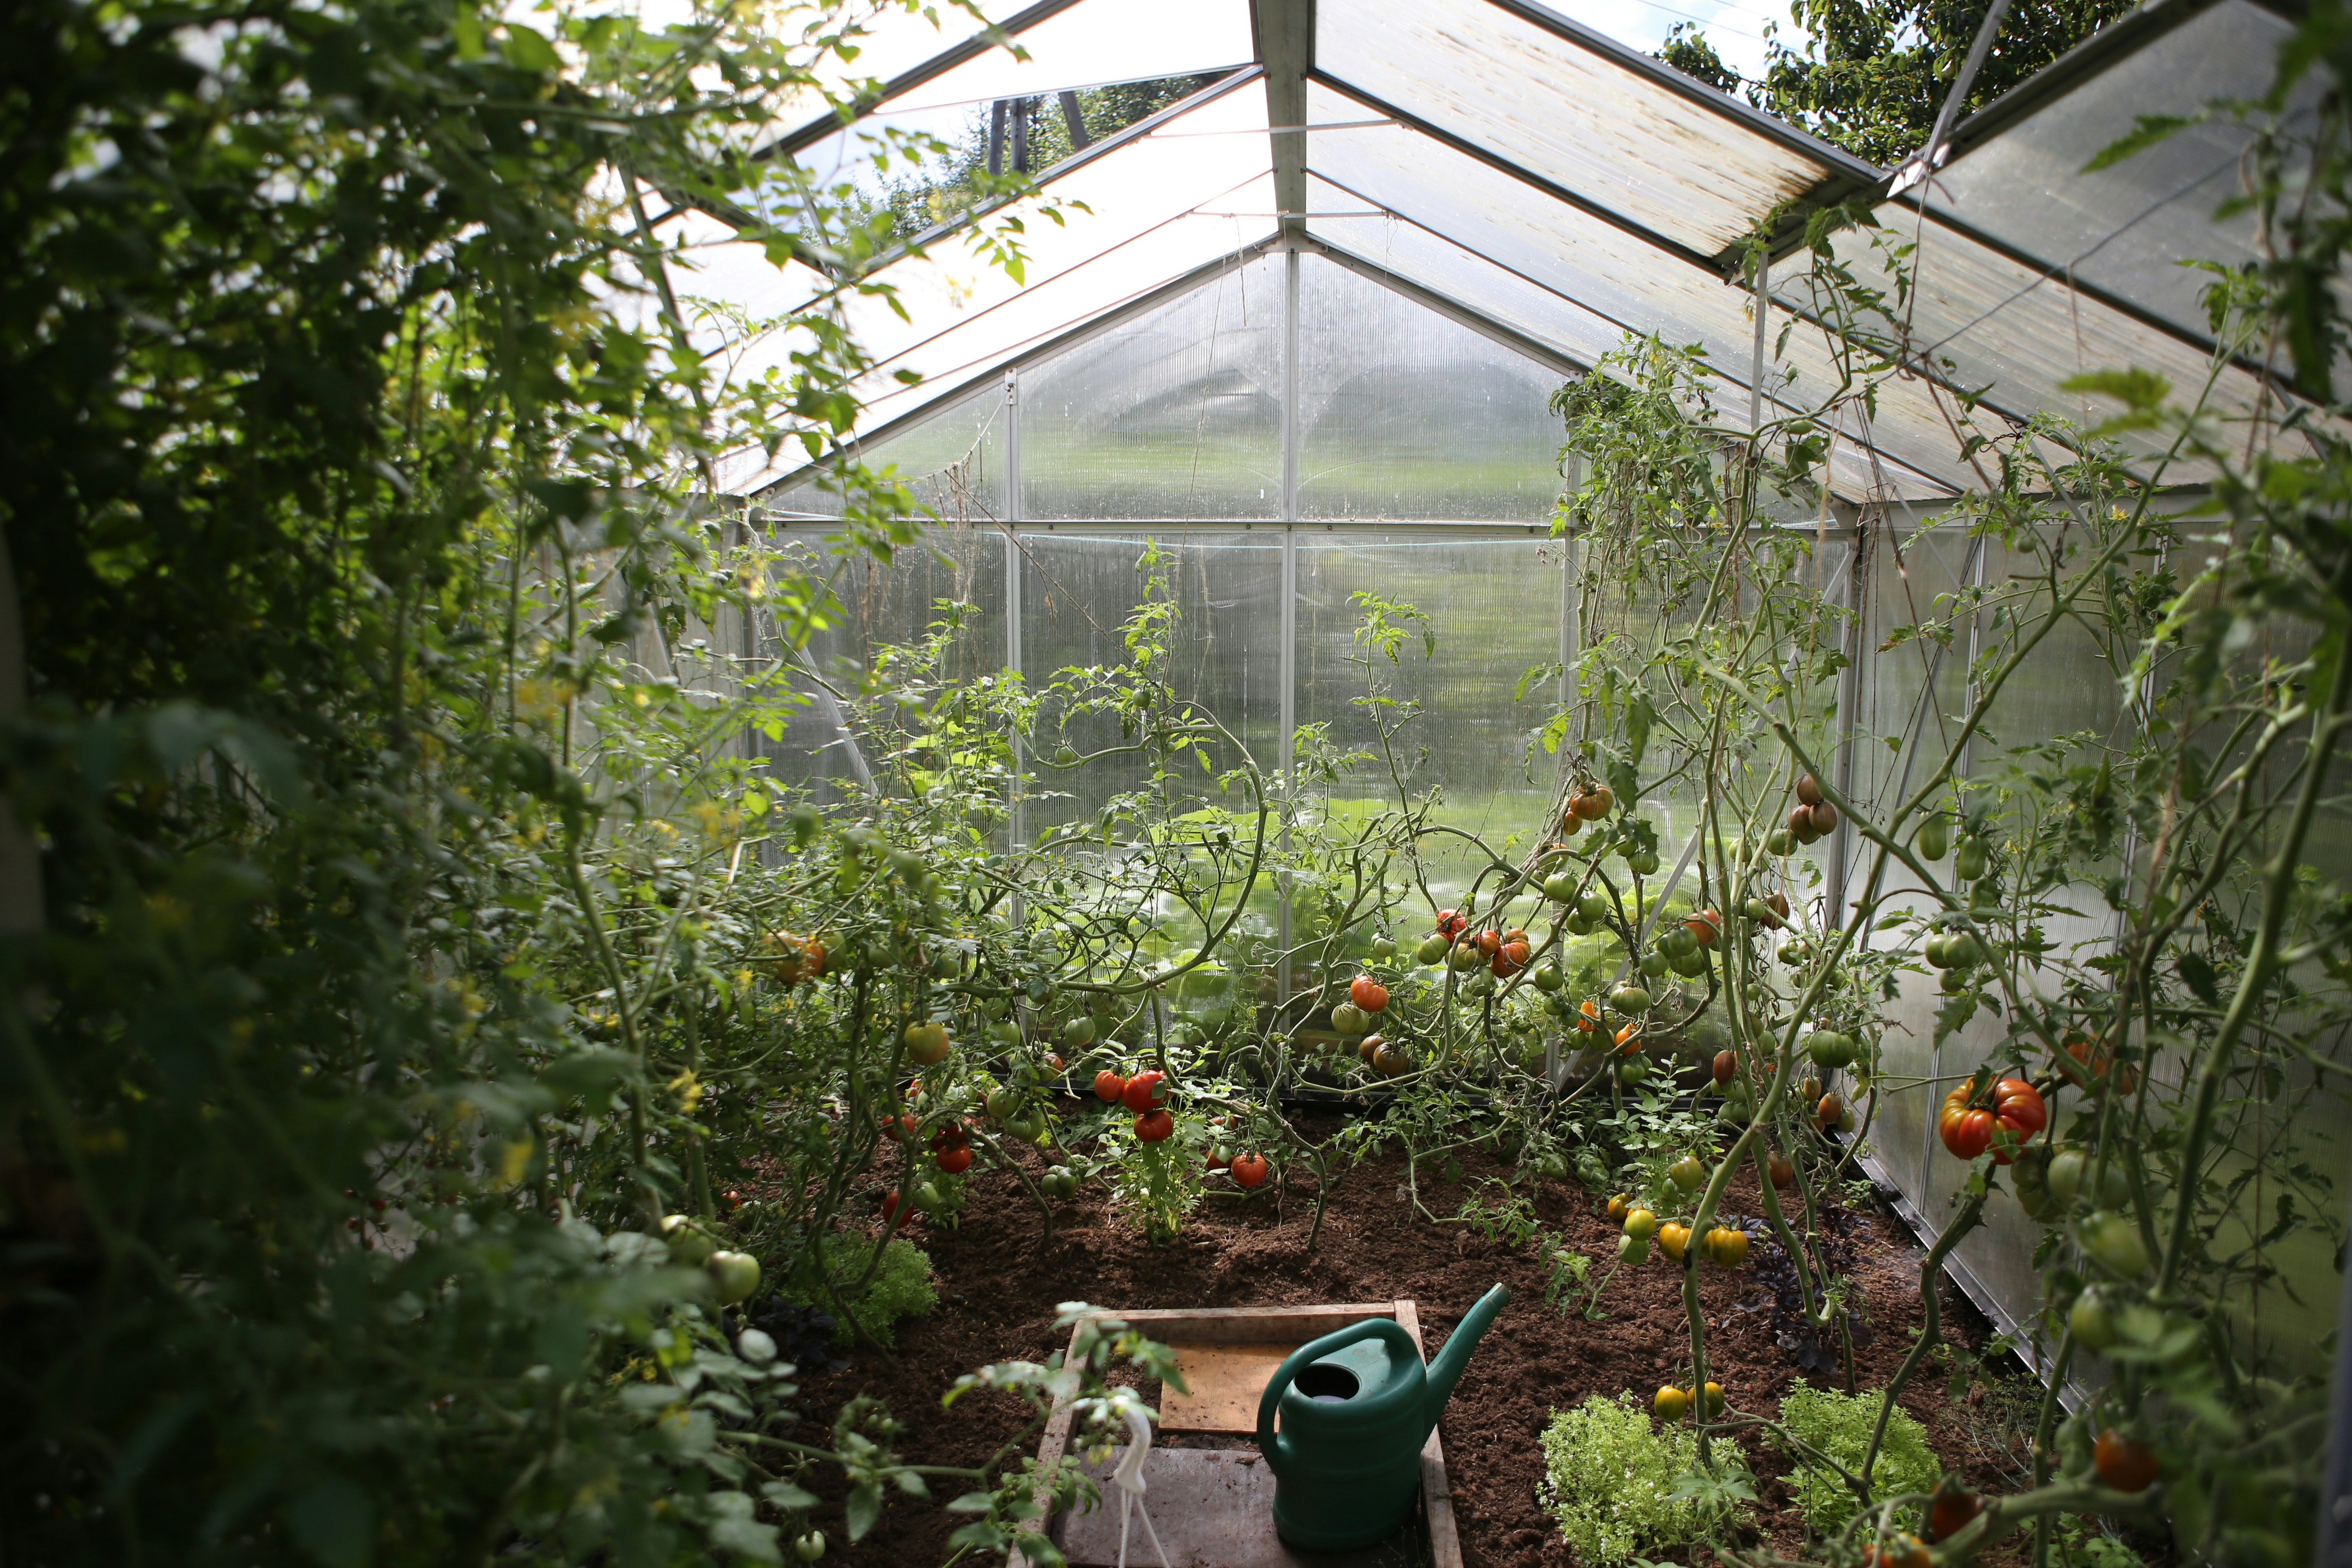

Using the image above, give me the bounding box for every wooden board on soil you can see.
[1012,1303,1461,1568]
[1159,1340,1295,1432]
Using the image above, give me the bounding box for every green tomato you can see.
[1372,935,1397,960]
[1917,819,1950,861]
[1630,851,1660,876]
[1617,1231,1651,1265]
[1668,1155,1706,1191]
[2047,1148,2087,1206]
[2080,1211,2151,1279]
[708,1250,761,1305]
[1661,926,1697,960]
[661,1213,717,1266]
[1054,744,1079,766]
[794,1532,827,1563]
[1954,836,1989,881]
[1577,893,1609,922]
[1669,949,1710,978]
[1417,934,1450,965]
[1806,1031,1855,1069]
[984,1087,1020,1121]
[1617,1057,1649,1086]
[1545,874,1579,902]
[2069,1286,2119,1350]
[1332,1002,1368,1035]
[1765,828,1795,856]
[1638,951,1670,979]
[1610,984,1652,1015]
[1062,1017,1096,1048]
[1531,963,1564,993]
[1565,913,1596,936]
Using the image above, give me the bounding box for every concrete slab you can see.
[1053,1446,1423,1568]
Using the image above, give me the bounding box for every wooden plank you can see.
[1393,1298,1464,1568]
[1159,1341,1296,1433]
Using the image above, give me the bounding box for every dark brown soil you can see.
[775,1109,2045,1568]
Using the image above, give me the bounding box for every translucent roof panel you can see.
[870,0,1253,113]
[1312,0,1857,257]
[786,0,1256,213]
[1817,208,2284,479]
[1302,82,1973,494]
[1303,183,1954,501]
[1294,254,1567,521]
[1924,0,2300,349]
[718,78,1277,487]
[1020,254,1286,519]
[764,0,1042,129]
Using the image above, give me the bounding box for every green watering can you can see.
[1254,1284,1511,1552]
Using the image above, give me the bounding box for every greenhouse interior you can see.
[7,0,2352,1565]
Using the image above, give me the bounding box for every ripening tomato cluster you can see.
[1938,1075,2047,1163]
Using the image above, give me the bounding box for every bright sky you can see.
[1547,0,1798,82]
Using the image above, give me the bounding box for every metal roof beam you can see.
[1252,0,1314,242]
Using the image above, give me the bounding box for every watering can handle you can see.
[1254,1317,1418,1476]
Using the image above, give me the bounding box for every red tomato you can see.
[2058,1032,2139,1094]
[1435,909,1467,940]
[1206,1147,1230,1171]
[880,1190,908,1231]
[884,1113,917,1140]
[1575,786,1614,819]
[1046,1052,1066,1074]
[1093,1070,1127,1103]
[931,1124,969,1153]
[1122,1069,1167,1114]
[1928,1484,1982,1543]
[1491,939,1531,977]
[1995,1077,2047,1138]
[1818,1092,1845,1128]
[1686,910,1722,948]
[1502,927,1528,945]
[935,1145,973,1175]
[1134,1109,1175,1143]
[1712,1050,1737,1084]
[1231,1152,1270,1188]
[1939,1090,1994,1161]
[1350,975,1389,1013]
[1575,999,1601,1034]
[1475,929,1502,957]
[2094,1430,2159,1492]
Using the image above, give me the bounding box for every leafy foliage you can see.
[1536,1394,1727,1565]
[1777,1385,1941,1533]
[1660,0,2137,166]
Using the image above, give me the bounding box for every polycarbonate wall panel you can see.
[761,526,1008,807]
[1294,256,1566,521]
[767,382,1009,524]
[1019,257,1286,519]
[1295,534,1566,905]
[1927,0,2295,349]
[1014,532,1286,848]
[1313,0,1842,256]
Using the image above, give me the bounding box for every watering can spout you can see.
[1420,1284,1510,1439]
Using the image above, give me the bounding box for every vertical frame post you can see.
[1277,248,1301,1004]
[1005,370,1026,862]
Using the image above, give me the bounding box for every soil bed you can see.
[782,1108,2045,1568]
